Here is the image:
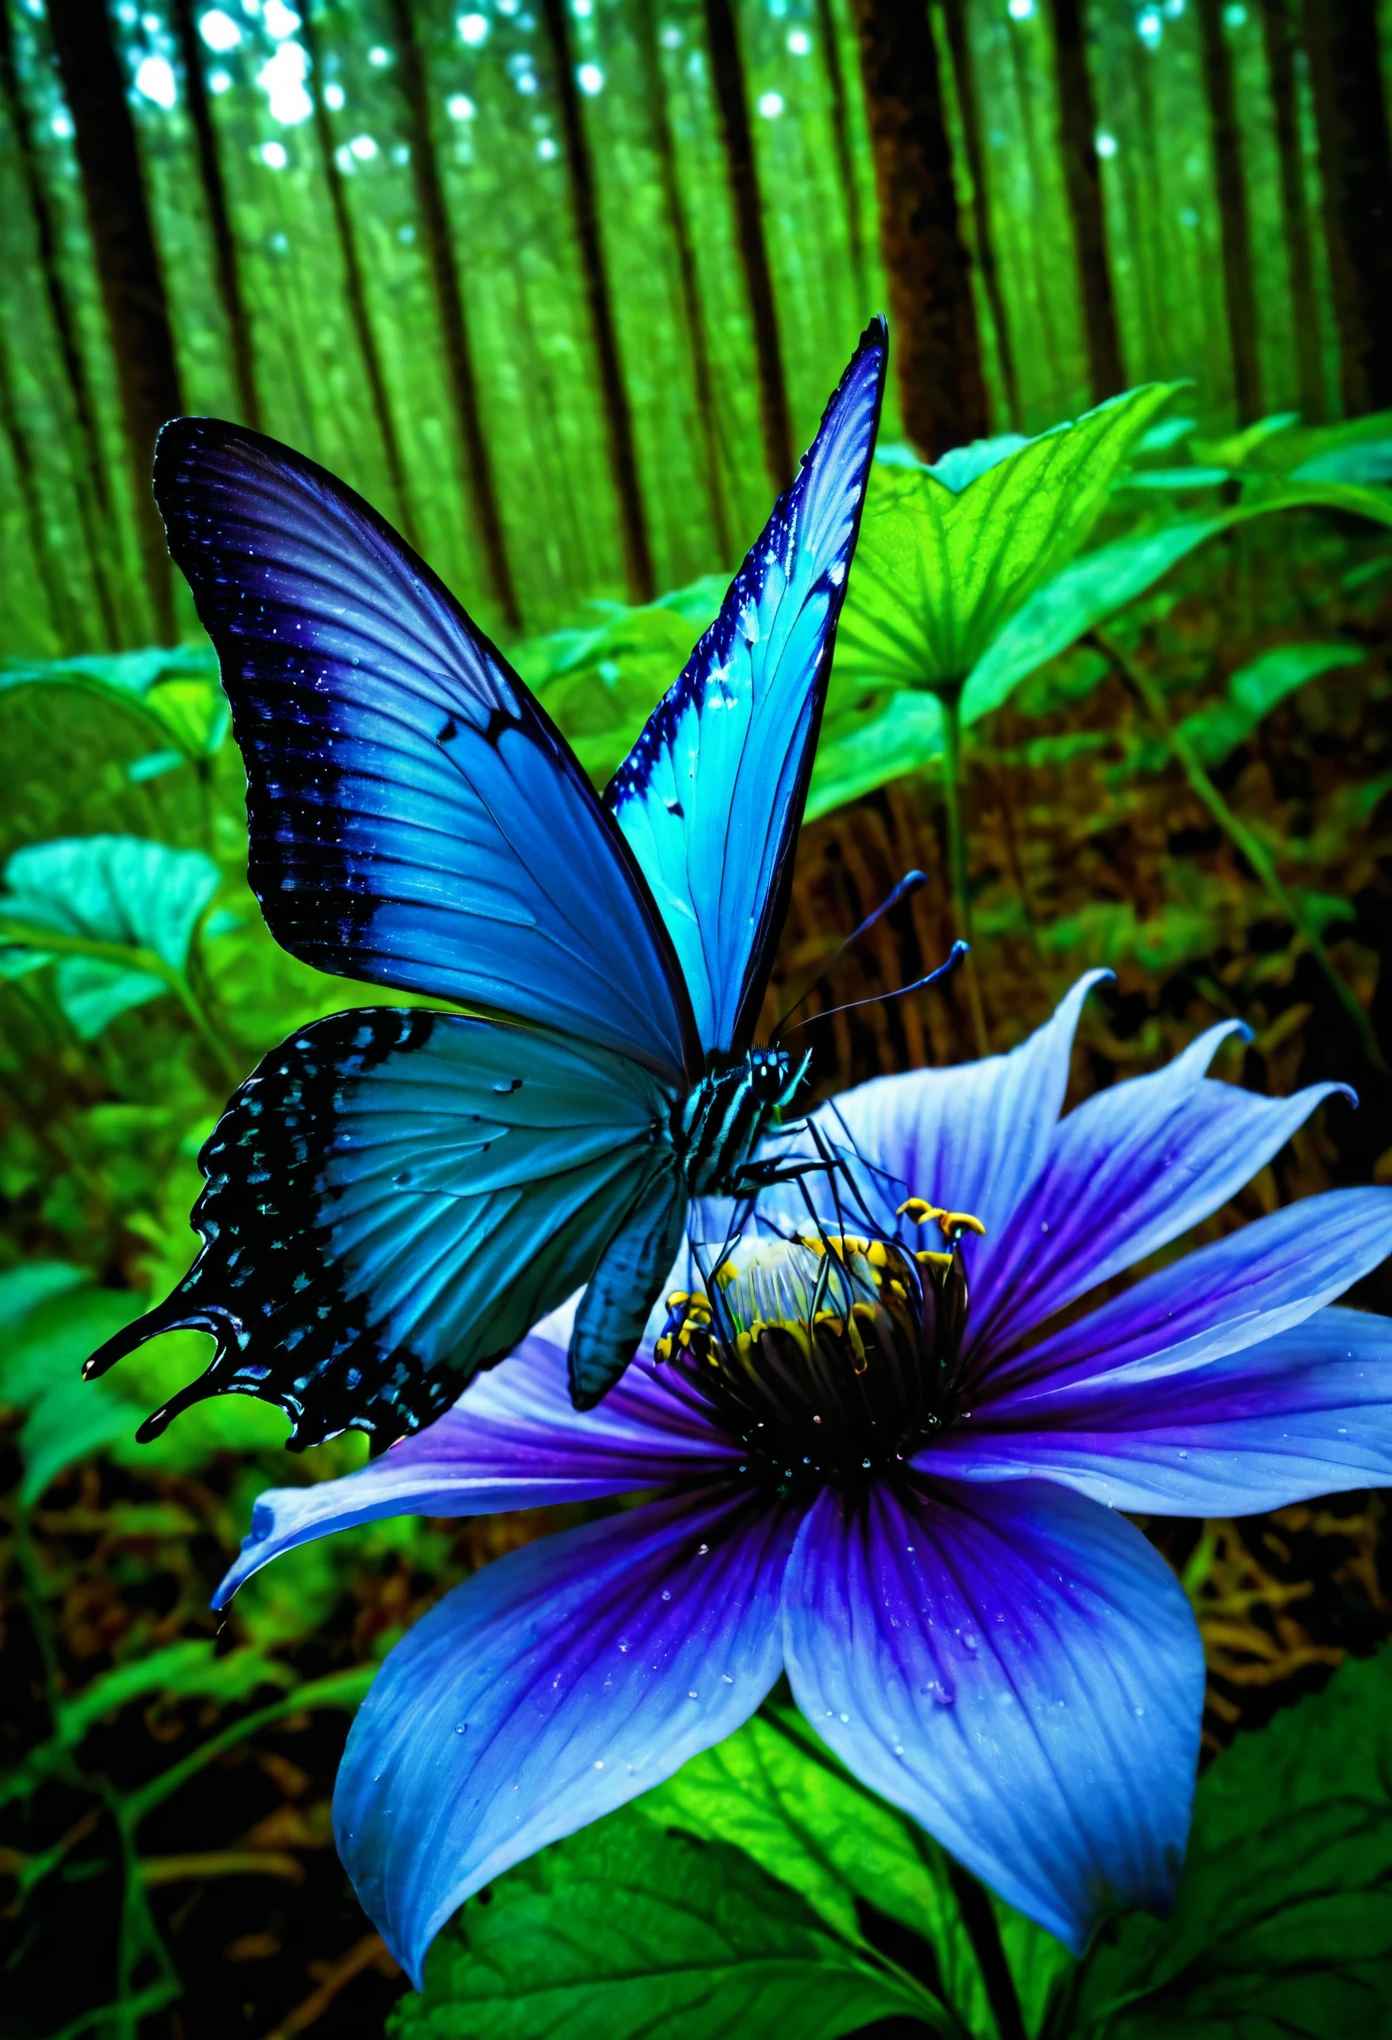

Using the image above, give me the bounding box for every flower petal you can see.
[334,1484,797,1982]
[972,1185,1392,1408]
[781,1476,1202,1954]
[214,1314,738,1605]
[921,1305,1392,1514]
[967,1025,1353,1364]
[765,970,1110,1243]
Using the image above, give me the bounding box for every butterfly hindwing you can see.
[154,420,696,1080]
[86,1009,681,1448]
[605,317,887,1056]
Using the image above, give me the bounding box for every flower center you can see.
[656,1200,984,1495]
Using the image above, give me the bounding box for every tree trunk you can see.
[938,0,1021,430]
[0,0,123,644]
[300,2,421,551]
[635,0,733,564]
[848,0,987,459]
[1197,0,1264,422]
[1128,30,1184,378]
[169,0,260,431]
[383,0,521,628]
[540,0,654,602]
[1046,0,1124,402]
[0,322,81,648]
[1300,0,1392,414]
[702,0,794,494]
[813,0,869,316]
[1259,0,1324,419]
[46,0,182,642]
[1005,15,1066,407]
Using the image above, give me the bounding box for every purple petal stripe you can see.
[334,1484,797,1983]
[967,1026,1353,1365]
[214,1321,737,1605]
[782,1476,1202,1954]
[921,1305,1392,1515]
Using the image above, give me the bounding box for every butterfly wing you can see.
[605,319,887,1057]
[154,419,698,1080]
[86,1009,683,1448]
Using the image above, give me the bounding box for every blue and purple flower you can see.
[216,971,1392,1982]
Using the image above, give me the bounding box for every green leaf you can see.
[394,1810,953,2040]
[1113,467,1231,492]
[0,835,220,1038]
[0,1282,151,1502]
[1177,642,1365,766]
[640,1703,1069,2038]
[1072,1648,1392,2038]
[0,643,225,761]
[807,690,943,820]
[833,385,1181,697]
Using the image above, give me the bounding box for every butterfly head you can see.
[746,1044,796,1107]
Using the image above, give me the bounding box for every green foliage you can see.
[0,644,227,772]
[832,385,1181,700]
[1171,642,1365,771]
[396,1812,954,2040]
[0,833,222,1038]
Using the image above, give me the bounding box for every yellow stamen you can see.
[915,1248,954,1269]
[939,1210,987,1239]
[897,1197,945,1225]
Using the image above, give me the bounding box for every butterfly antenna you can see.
[780,940,970,1038]
[773,870,929,1037]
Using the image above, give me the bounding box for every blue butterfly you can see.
[85,319,888,1448]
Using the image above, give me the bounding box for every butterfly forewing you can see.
[605,316,887,1058]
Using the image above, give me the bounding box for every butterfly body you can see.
[86,320,888,1445]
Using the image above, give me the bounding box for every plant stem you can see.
[937,687,989,1056]
[1093,628,1388,1076]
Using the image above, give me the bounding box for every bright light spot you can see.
[199,6,241,49]
[348,132,377,159]
[1163,0,1185,15]
[572,0,592,14]
[1223,2,1246,24]
[323,80,345,109]
[135,54,177,109]
[1007,0,1034,17]
[1095,130,1117,158]
[367,43,390,65]
[787,28,811,54]
[257,40,311,123]
[446,92,476,119]
[208,65,232,91]
[262,0,300,37]
[116,1,137,22]
[51,107,75,140]
[660,23,682,47]
[537,135,558,160]
[514,69,538,94]
[576,60,604,94]
[497,0,518,13]
[757,89,784,118]
[259,138,289,168]
[334,142,354,172]
[269,230,288,251]
[398,223,415,244]
[242,0,261,13]
[1179,204,1199,226]
[391,141,409,164]
[457,10,488,42]
[1137,6,1161,43]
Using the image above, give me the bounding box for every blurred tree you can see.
[300,1,422,553]
[0,0,121,645]
[701,0,794,495]
[635,0,733,565]
[383,0,521,628]
[46,0,182,642]
[169,0,262,434]
[1301,0,1392,413]
[813,0,870,318]
[1259,0,1325,420]
[938,0,1022,430]
[1046,0,1124,401]
[0,319,79,647]
[1197,0,1263,422]
[848,0,987,458]
[540,0,655,602]
[1004,5,1067,407]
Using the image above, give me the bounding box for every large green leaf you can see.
[393,1810,954,2040]
[832,385,1181,697]
[0,835,221,1038]
[1176,641,1365,768]
[641,1703,1070,2040]
[808,689,944,819]
[1072,1648,1392,2038]
[0,643,227,767]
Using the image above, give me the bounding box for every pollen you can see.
[898,1196,986,1242]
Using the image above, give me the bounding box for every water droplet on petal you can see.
[661,1589,672,1601]
[963,1632,979,1650]
[839,1711,850,1723]
[593,1759,604,1769]
[697,1543,709,1554]
[1134,1705,1145,1718]
[688,1690,699,1699]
